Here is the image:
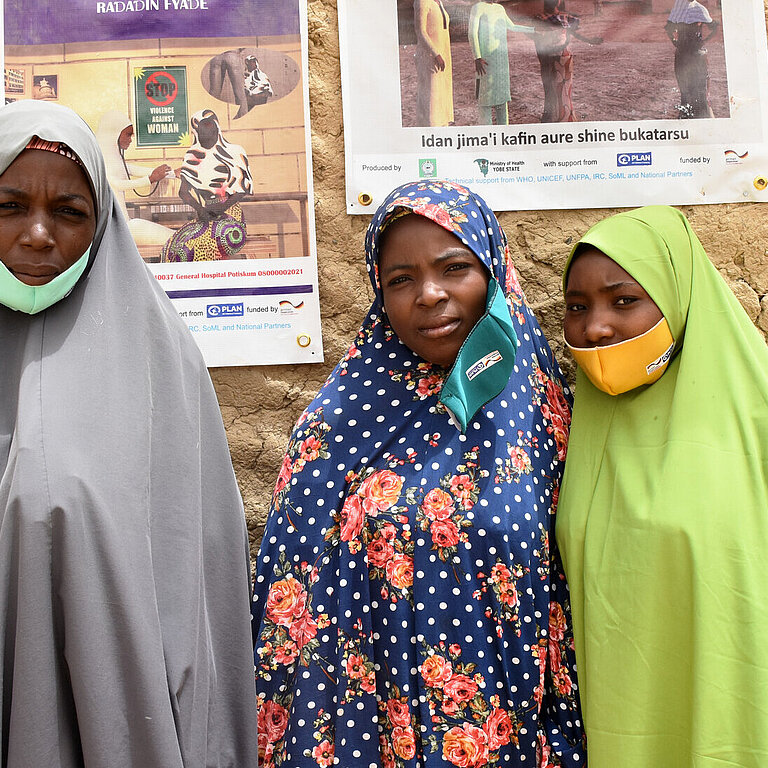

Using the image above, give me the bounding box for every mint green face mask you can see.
[439,278,518,433]
[0,245,91,314]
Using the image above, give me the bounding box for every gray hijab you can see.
[0,101,258,767]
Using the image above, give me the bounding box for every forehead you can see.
[0,148,93,197]
[566,246,639,290]
[379,214,469,262]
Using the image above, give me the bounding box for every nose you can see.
[416,277,448,307]
[22,212,56,250]
[582,310,616,346]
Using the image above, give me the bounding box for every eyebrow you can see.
[565,280,640,297]
[0,186,92,206]
[381,247,474,276]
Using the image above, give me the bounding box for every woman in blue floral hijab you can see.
[252,181,585,768]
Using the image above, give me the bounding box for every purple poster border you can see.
[5,0,298,46]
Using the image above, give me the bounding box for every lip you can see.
[417,318,461,338]
[10,267,59,286]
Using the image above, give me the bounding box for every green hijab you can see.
[556,206,768,767]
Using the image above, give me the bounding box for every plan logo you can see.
[475,158,490,177]
[206,302,244,318]
[617,152,652,167]
[466,350,503,381]
[419,158,437,177]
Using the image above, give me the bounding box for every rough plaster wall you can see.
[215,0,768,557]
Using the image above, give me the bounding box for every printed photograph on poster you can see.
[338,0,768,212]
[5,0,323,368]
[398,0,728,128]
[4,68,26,95]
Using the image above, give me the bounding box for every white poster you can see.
[338,0,768,212]
[5,0,323,367]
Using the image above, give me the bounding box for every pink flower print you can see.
[483,707,514,750]
[288,609,318,649]
[421,487,455,521]
[449,474,477,509]
[361,669,376,693]
[274,453,293,494]
[430,518,460,548]
[505,257,524,299]
[367,534,395,569]
[312,739,335,768]
[266,578,307,628]
[508,445,532,474]
[299,435,321,462]
[339,494,365,542]
[258,699,290,758]
[553,666,573,696]
[413,202,453,230]
[392,726,417,760]
[420,654,453,688]
[274,640,299,665]
[442,723,490,768]
[386,553,414,590]
[416,373,443,398]
[386,697,412,728]
[443,673,479,704]
[380,522,397,541]
[549,601,567,642]
[360,469,404,513]
[380,735,396,768]
[345,653,368,680]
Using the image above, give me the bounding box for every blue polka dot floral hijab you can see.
[252,180,585,768]
[366,181,522,433]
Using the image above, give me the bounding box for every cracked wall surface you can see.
[214,0,768,555]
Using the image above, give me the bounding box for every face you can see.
[379,214,489,368]
[117,125,134,150]
[196,118,219,149]
[0,149,96,286]
[564,247,663,347]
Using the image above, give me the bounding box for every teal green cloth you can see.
[557,206,768,767]
[468,2,528,106]
[440,278,517,432]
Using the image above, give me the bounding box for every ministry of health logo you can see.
[419,158,437,177]
[475,158,489,177]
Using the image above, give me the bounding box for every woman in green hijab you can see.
[557,205,768,767]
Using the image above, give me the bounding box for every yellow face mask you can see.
[565,317,676,396]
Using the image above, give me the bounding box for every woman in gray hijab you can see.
[0,100,258,767]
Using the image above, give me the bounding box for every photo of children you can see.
[397,0,727,127]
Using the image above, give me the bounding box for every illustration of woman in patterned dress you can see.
[161,109,252,262]
[252,180,585,768]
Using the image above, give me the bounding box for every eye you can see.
[0,200,21,212]
[56,205,91,219]
[615,296,640,307]
[565,302,586,312]
[386,274,411,287]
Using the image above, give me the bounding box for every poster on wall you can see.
[338,0,768,213]
[4,0,323,368]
